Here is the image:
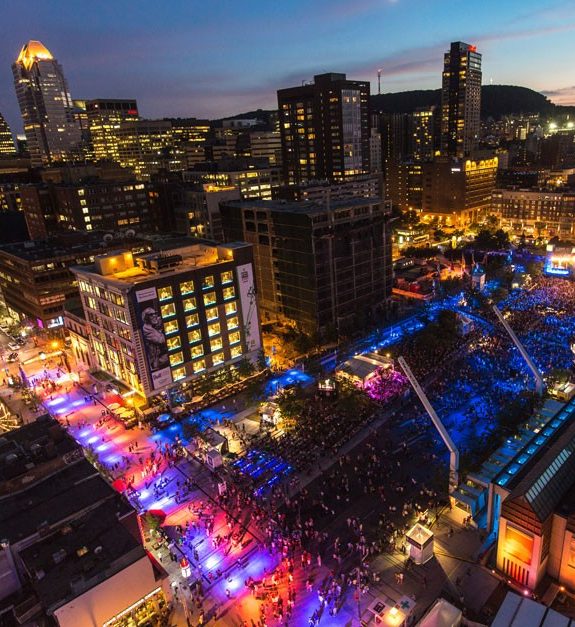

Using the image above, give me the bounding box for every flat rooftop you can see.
[0,459,118,544]
[224,196,383,216]
[19,497,142,611]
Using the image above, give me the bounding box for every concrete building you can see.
[278,73,370,185]
[85,99,139,163]
[249,130,282,166]
[492,188,575,238]
[421,155,498,225]
[12,41,81,167]
[387,161,423,212]
[220,197,392,337]
[71,241,261,402]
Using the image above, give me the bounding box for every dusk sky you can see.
[2,0,575,134]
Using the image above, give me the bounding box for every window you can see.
[183,297,197,312]
[185,313,199,328]
[193,359,206,373]
[202,275,214,290]
[169,351,184,366]
[226,316,239,330]
[167,336,181,351]
[212,352,224,366]
[231,346,242,358]
[172,366,186,381]
[208,322,221,337]
[164,320,179,335]
[205,307,218,321]
[160,303,176,319]
[158,286,173,301]
[180,280,194,295]
[203,292,216,307]
[225,301,237,316]
[221,271,233,284]
[210,337,223,352]
[191,344,204,358]
[223,286,235,300]
[188,329,202,343]
[228,331,241,345]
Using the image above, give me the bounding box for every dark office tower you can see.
[278,73,370,185]
[0,113,16,156]
[12,41,81,167]
[440,41,482,159]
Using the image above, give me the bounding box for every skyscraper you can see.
[0,112,16,156]
[12,40,81,166]
[278,73,370,185]
[440,41,482,159]
[86,99,139,163]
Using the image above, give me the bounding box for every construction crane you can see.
[398,356,460,493]
[492,305,545,395]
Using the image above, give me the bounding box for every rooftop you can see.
[224,196,382,216]
[19,497,143,612]
[16,41,53,70]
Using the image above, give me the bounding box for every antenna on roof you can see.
[377,69,382,95]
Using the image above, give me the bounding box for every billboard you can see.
[135,287,173,390]
[236,263,261,353]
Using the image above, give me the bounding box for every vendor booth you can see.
[259,401,280,426]
[405,523,434,565]
[336,353,394,389]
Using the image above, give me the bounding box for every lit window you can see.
[191,344,204,358]
[164,321,179,335]
[226,316,239,330]
[183,297,197,312]
[231,346,242,358]
[208,322,221,337]
[204,292,216,307]
[193,359,206,373]
[221,271,233,284]
[206,307,218,321]
[202,275,214,290]
[172,366,186,381]
[188,329,202,344]
[158,286,173,301]
[228,331,241,345]
[210,337,223,352]
[180,280,194,295]
[185,313,199,328]
[225,301,237,316]
[223,286,235,300]
[169,351,184,366]
[212,352,224,366]
[166,336,181,351]
[160,303,176,318]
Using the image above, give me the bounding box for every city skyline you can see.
[1,0,575,135]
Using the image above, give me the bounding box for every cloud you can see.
[541,86,575,105]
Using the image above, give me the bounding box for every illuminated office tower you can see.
[86,99,139,163]
[12,40,81,166]
[278,73,370,185]
[0,112,16,155]
[440,41,482,158]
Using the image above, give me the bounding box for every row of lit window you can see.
[171,345,243,380]
[160,299,237,324]
[158,272,234,302]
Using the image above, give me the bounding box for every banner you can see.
[135,287,173,390]
[236,263,261,352]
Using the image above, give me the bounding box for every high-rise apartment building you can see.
[0,112,16,155]
[12,41,81,166]
[440,41,482,158]
[278,73,370,185]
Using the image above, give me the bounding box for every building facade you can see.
[278,73,370,185]
[85,99,139,163]
[71,242,261,401]
[440,41,482,159]
[492,188,575,237]
[12,41,81,167]
[220,197,392,337]
[0,112,16,156]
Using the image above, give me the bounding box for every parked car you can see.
[8,343,19,351]
[7,352,18,362]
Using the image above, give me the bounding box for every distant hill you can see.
[371,85,574,119]
[225,86,575,122]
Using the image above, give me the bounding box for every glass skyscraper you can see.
[12,40,81,166]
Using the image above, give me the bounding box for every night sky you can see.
[1,0,575,133]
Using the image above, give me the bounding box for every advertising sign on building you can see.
[236,263,261,352]
[135,287,173,390]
